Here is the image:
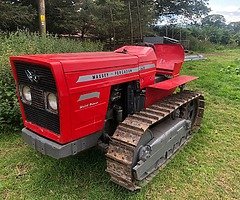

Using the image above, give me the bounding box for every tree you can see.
[74,0,98,38]
[1,0,212,44]
[228,22,240,46]
[233,33,240,46]
[201,14,226,28]
[91,0,155,42]
[155,0,210,20]
[0,0,36,31]
[198,15,231,45]
[92,0,126,41]
[228,22,240,33]
[45,0,77,34]
[123,0,156,41]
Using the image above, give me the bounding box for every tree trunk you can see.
[136,0,143,40]
[128,0,133,44]
[81,27,85,39]
[165,26,168,37]
[109,6,116,48]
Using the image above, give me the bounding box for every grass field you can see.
[0,49,240,200]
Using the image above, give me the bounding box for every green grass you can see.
[0,49,240,200]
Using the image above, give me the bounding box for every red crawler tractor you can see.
[10,37,204,190]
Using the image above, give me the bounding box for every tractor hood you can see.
[10,46,156,73]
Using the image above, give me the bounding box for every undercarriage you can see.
[106,90,204,190]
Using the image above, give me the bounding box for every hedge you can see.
[0,31,103,131]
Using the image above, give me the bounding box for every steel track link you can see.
[106,90,205,191]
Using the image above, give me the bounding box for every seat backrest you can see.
[154,44,185,77]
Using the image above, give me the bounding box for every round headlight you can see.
[22,86,32,102]
[47,93,58,111]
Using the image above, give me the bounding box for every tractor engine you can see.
[10,37,204,191]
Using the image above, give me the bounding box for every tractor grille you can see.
[23,104,60,134]
[14,61,60,134]
[14,61,56,92]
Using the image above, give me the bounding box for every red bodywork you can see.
[10,43,196,145]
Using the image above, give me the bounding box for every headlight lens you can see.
[22,86,32,102]
[47,93,58,111]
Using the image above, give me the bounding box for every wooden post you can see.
[38,0,46,35]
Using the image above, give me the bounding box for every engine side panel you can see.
[64,63,141,141]
[61,46,158,143]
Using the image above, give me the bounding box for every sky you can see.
[209,0,240,23]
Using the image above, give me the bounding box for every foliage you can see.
[198,15,231,45]
[45,0,79,34]
[156,0,210,20]
[0,31,103,131]
[0,0,211,42]
[154,13,240,51]
[1,0,238,50]
[201,14,226,28]
[0,1,37,31]
[228,22,240,46]
[187,36,213,52]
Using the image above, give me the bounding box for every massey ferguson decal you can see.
[77,67,139,83]
[77,64,155,83]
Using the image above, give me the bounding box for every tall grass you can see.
[0,31,103,131]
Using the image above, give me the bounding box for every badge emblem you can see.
[25,69,39,83]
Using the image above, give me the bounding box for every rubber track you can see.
[106,91,205,191]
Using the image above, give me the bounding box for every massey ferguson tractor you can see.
[10,37,204,190]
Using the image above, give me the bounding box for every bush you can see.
[188,35,235,52]
[0,30,103,131]
[188,36,215,52]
